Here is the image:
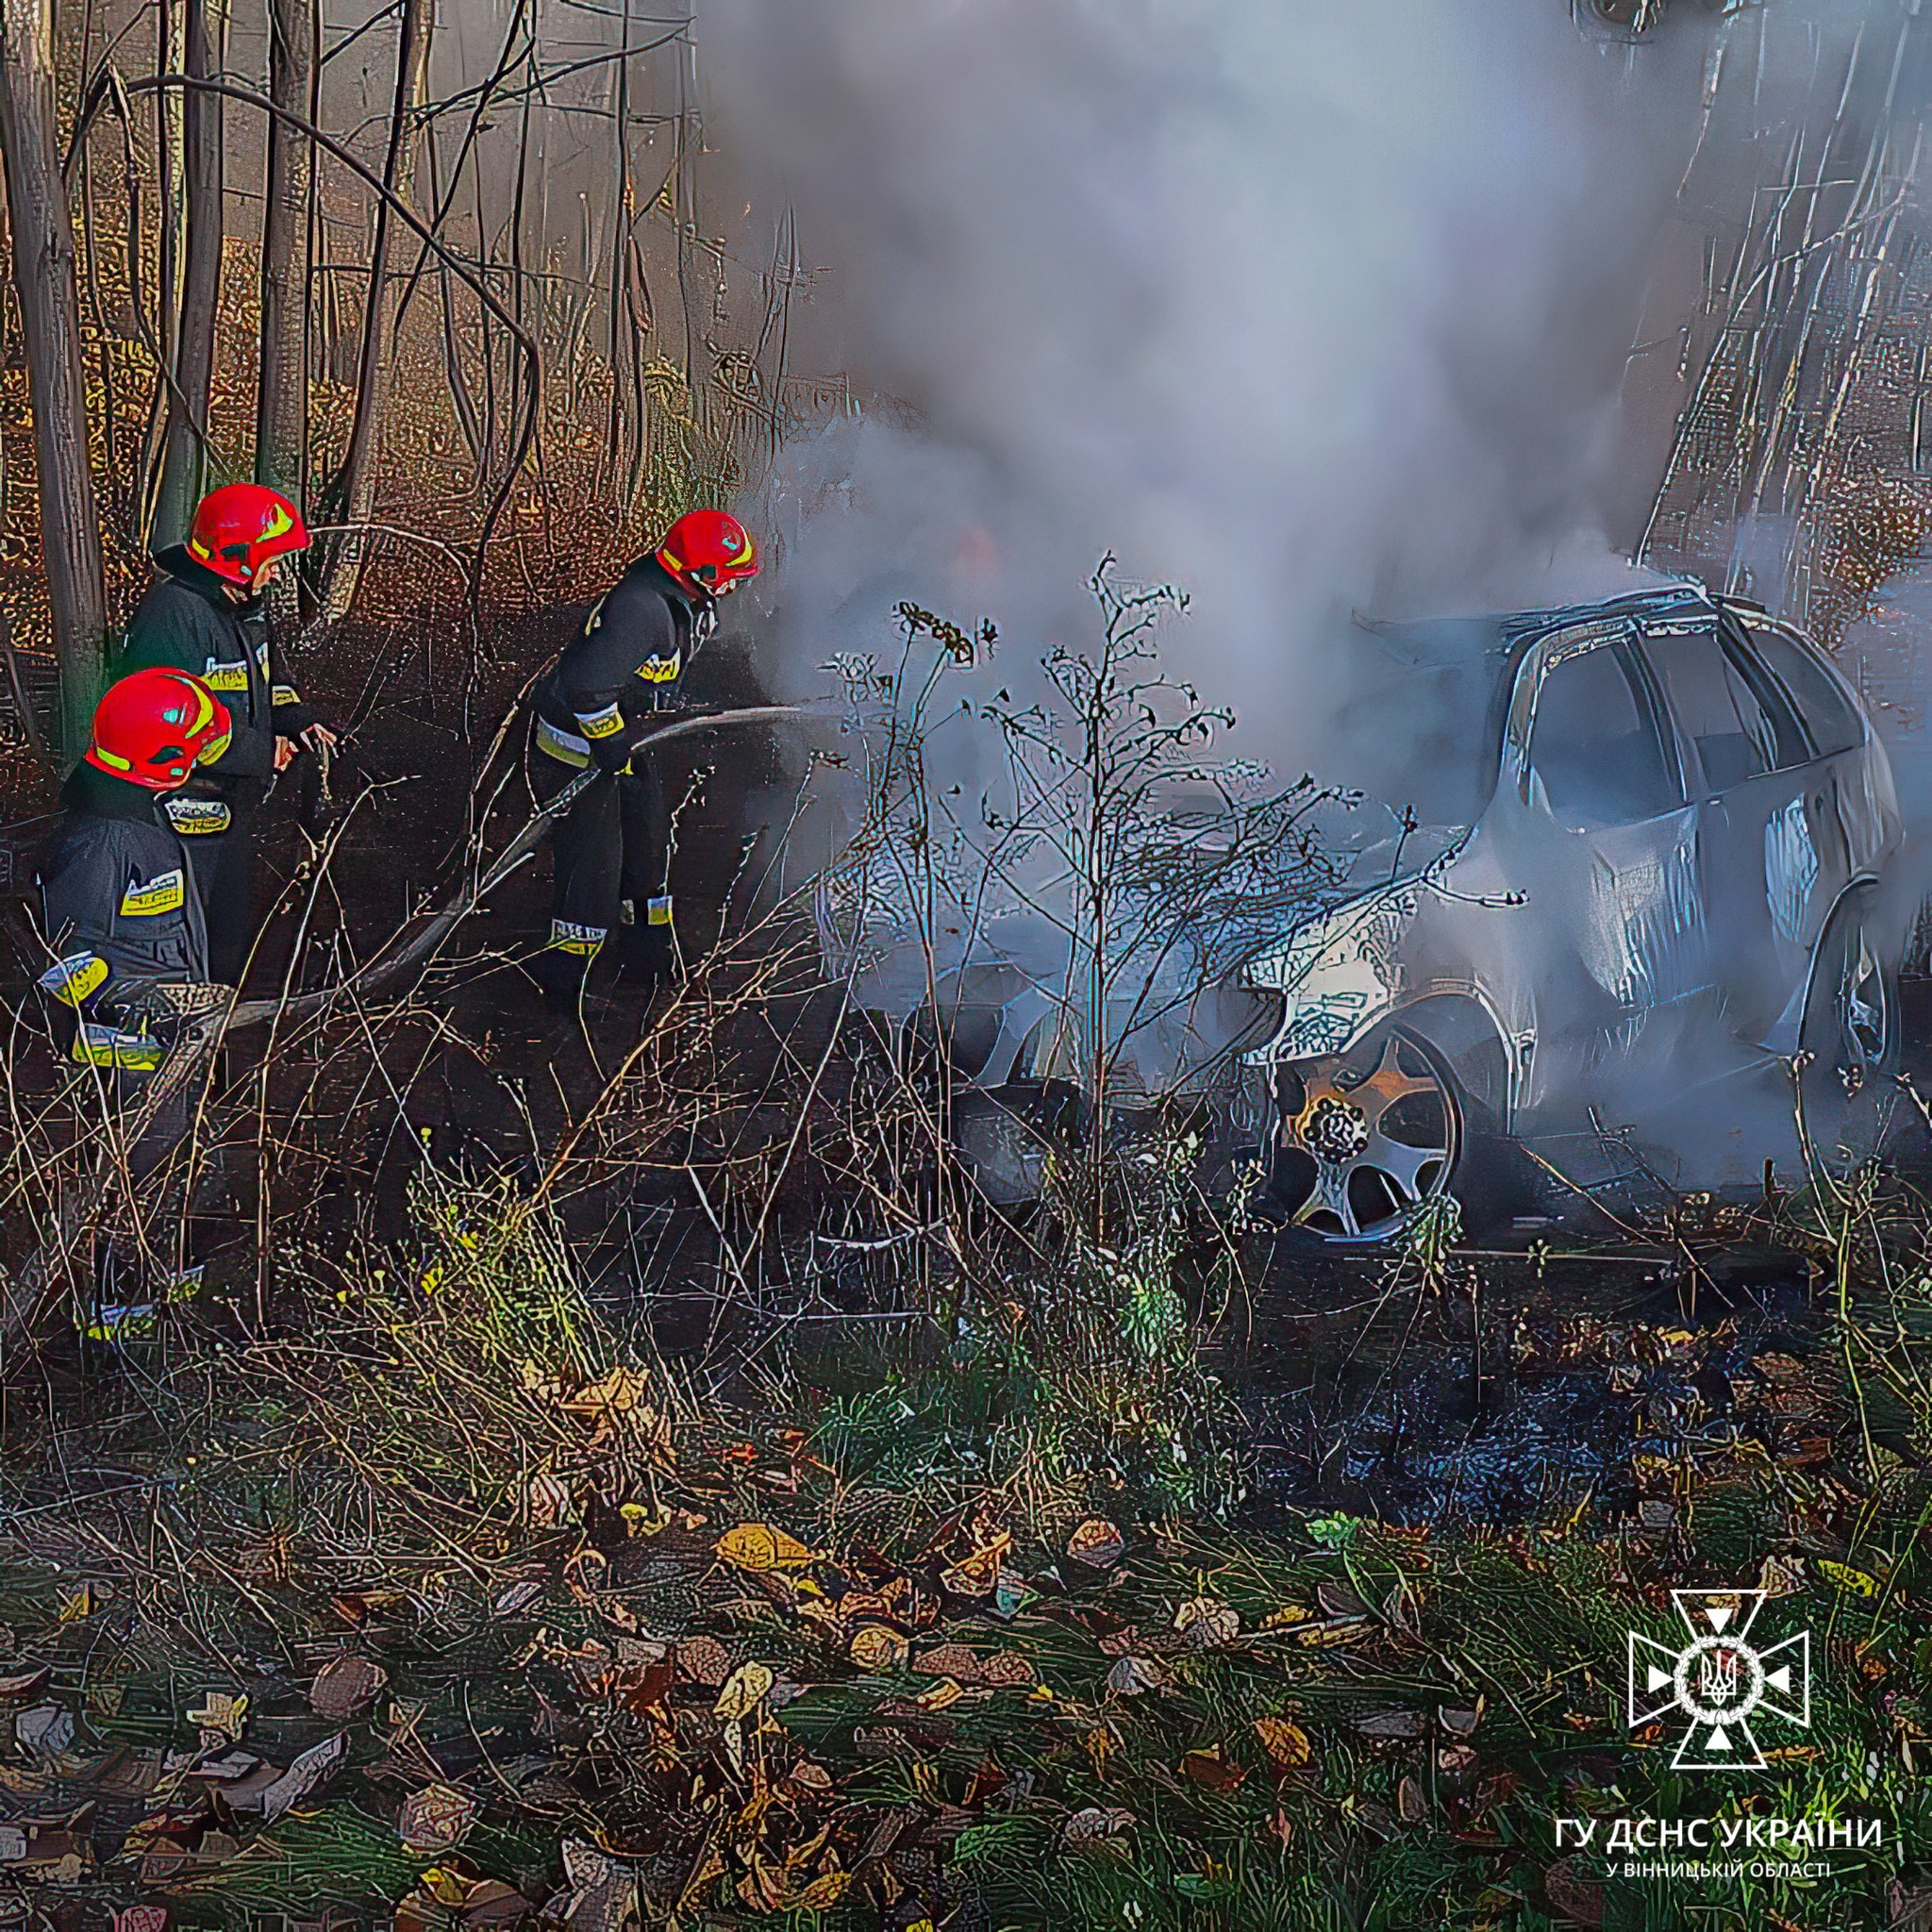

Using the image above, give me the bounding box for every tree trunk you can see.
[0,0,108,758]
[154,0,225,547]
[255,0,312,504]
[317,0,428,620]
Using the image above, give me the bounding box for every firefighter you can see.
[35,667,233,1163]
[116,483,338,985]
[528,508,760,1008]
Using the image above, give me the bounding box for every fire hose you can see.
[0,704,814,1350]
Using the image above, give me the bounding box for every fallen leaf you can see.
[308,1655,388,1720]
[1316,1581,1368,1619]
[1252,1717,1312,1769]
[1545,1854,1606,1927]
[794,1870,851,1910]
[0,1671,50,1702]
[1889,1880,1932,1932]
[1397,1774,1426,1823]
[560,1365,646,1417]
[1293,1617,1371,1648]
[1354,1708,1425,1739]
[675,1637,734,1688]
[13,1706,73,1758]
[1063,1807,1136,1846]
[715,1523,815,1572]
[940,1541,1008,1597]
[1106,1656,1165,1698]
[250,1732,345,1822]
[558,1839,640,1932]
[1174,1597,1240,1650]
[1817,1559,1881,1596]
[1180,1747,1246,1791]
[913,1643,1031,1687]
[1258,1606,1312,1629]
[712,1662,774,1723]
[113,1911,166,1932]
[398,1783,475,1857]
[525,1472,572,1529]
[1438,1703,1482,1737]
[186,1692,247,1740]
[1066,1519,1125,1569]
[914,1678,964,1712]
[849,1625,910,1673]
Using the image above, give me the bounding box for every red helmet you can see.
[656,509,759,598]
[187,482,309,587]
[85,669,232,791]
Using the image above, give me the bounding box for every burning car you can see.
[1246,582,1905,1241]
[816,581,1906,1240]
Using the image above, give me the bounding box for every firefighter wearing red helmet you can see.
[35,668,231,1099]
[116,483,339,985]
[527,508,760,1008]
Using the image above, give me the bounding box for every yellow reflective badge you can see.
[201,656,249,693]
[74,1024,164,1073]
[271,684,300,708]
[547,920,608,957]
[163,798,232,836]
[120,869,186,917]
[38,953,108,1006]
[636,653,681,685]
[534,716,592,767]
[578,703,625,741]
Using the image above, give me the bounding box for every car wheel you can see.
[1260,1024,1468,1244]
[1797,891,1900,1161]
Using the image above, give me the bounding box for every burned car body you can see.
[816,581,1906,1238]
[1245,582,1905,1240]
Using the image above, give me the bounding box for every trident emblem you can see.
[1627,1590,1811,1771]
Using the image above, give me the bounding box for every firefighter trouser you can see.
[47,999,194,1308]
[531,748,673,1001]
[175,791,260,988]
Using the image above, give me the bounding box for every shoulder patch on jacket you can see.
[201,655,249,693]
[38,952,108,1007]
[120,869,187,917]
[577,701,626,741]
[162,798,232,837]
[636,652,682,685]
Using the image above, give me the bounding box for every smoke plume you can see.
[702,0,1711,769]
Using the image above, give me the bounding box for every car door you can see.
[1505,627,1710,1092]
[1634,614,1832,1049]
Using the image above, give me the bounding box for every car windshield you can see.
[1319,618,1515,829]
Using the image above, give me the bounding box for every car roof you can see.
[1328,580,1723,827]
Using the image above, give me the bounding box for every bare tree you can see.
[317,0,429,619]
[154,0,226,546]
[0,0,108,756]
[256,0,314,504]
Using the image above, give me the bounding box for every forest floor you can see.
[5,616,1932,1931]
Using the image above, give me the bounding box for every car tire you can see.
[1796,888,1901,1170]
[1257,1021,1520,1247]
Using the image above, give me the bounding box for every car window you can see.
[1739,624,1863,759]
[1528,642,1681,830]
[1642,627,1804,791]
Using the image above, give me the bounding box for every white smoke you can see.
[701,0,1711,770]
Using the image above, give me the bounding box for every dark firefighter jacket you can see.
[532,557,713,771]
[116,545,314,836]
[35,764,211,1072]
